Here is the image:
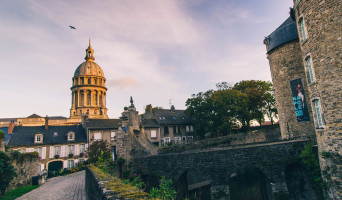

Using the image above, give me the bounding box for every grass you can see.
[0,185,40,200]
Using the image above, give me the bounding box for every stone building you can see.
[265,1,342,198]
[7,124,88,174]
[70,40,108,119]
[292,0,342,198]
[142,104,195,146]
[264,16,316,139]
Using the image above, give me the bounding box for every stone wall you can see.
[266,40,316,139]
[134,139,314,200]
[293,0,342,198]
[7,152,39,190]
[158,125,282,154]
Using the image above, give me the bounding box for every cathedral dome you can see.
[74,62,104,77]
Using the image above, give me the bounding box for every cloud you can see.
[108,77,139,90]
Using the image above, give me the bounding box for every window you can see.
[79,144,85,153]
[88,78,91,84]
[190,125,194,132]
[80,77,84,85]
[67,160,74,169]
[178,126,181,133]
[299,18,307,41]
[182,136,187,142]
[174,137,181,144]
[305,56,315,83]
[68,132,75,141]
[186,125,190,133]
[313,99,324,128]
[111,132,116,141]
[68,145,75,155]
[164,137,170,144]
[151,130,157,138]
[35,147,42,157]
[54,146,61,156]
[35,134,43,144]
[94,132,102,140]
[173,126,177,133]
[164,126,169,134]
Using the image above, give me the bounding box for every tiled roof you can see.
[153,109,194,125]
[86,119,121,129]
[8,125,87,147]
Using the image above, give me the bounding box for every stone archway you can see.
[285,163,318,200]
[229,167,270,200]
[48,160,63,178]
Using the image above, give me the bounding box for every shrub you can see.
[148,176,177,200]
[0,152,16,196]
[87,140,111,164]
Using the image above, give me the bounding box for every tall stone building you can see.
[70,40,108,119]
[265,1,342,198]
[292,0,342,198]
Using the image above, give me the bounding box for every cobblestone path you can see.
[16,170,86,200]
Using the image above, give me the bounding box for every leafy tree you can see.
[232,80,273,128]
[149,176,177,200]
[0,152,16,196]
[263,87,278,126]
[87,140,111,164]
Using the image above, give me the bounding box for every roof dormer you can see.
[68,131,75,141]
[34,133,43,144]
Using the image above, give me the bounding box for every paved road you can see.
[16,171,86,200]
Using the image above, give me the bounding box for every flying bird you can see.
[69,26,76,29]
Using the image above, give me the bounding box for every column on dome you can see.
[104,92,106,106]
[72,91,75,107]
[99,92,103,106]
[75,91,79,107]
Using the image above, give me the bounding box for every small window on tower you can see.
[88,51,91,57]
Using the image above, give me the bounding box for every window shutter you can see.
[42,147,46,159]
[63,160,68,169]
[49,146,54,158]
[41,164,45,170]
[85,144,88,150]
[75,145,79,155]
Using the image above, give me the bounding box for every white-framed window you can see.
[174,137,181,144]
[35,147,42,157]
[68,145,75,155]
[190,125,194,132]
[313,99,324,128]
[163,137,170,144]
[79,144,85,153]
[54,146,61,156]
[68,132,75,141]
[94,132,102,140]
[151,130,157,138]
[35,134,43,144]
[186,125,190,133]
[305,56,315,83]
[299,17,307,41]
[111,132,116,141]
[67,160,74,169]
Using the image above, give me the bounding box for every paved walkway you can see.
[16,170,86,200]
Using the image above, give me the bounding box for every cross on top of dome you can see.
[85,38,95,62]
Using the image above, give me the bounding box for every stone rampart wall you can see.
[158,126,282,154]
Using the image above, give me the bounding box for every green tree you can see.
[0,152,16,196]
[232,80,273,128]
[263,86,278,126]
[87,140,111,164]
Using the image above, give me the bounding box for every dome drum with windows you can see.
[70,40,108,119]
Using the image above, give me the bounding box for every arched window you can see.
[93,91,98,105]
[88,51,91,57]
[88,78,91,84]
[80,91,84,106]
[87,90,91,105]
[80,77,84,85]
[99,92,103,106]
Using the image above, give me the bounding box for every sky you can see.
[0,0,293,119]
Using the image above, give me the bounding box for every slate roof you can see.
[265,16,299,53]
[85,119,121,129]
[152,109,194,125]
[141,119,160,128]
[8,125,87,147]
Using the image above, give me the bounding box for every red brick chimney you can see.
[8,120,15,134]
[45,115,49,130]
